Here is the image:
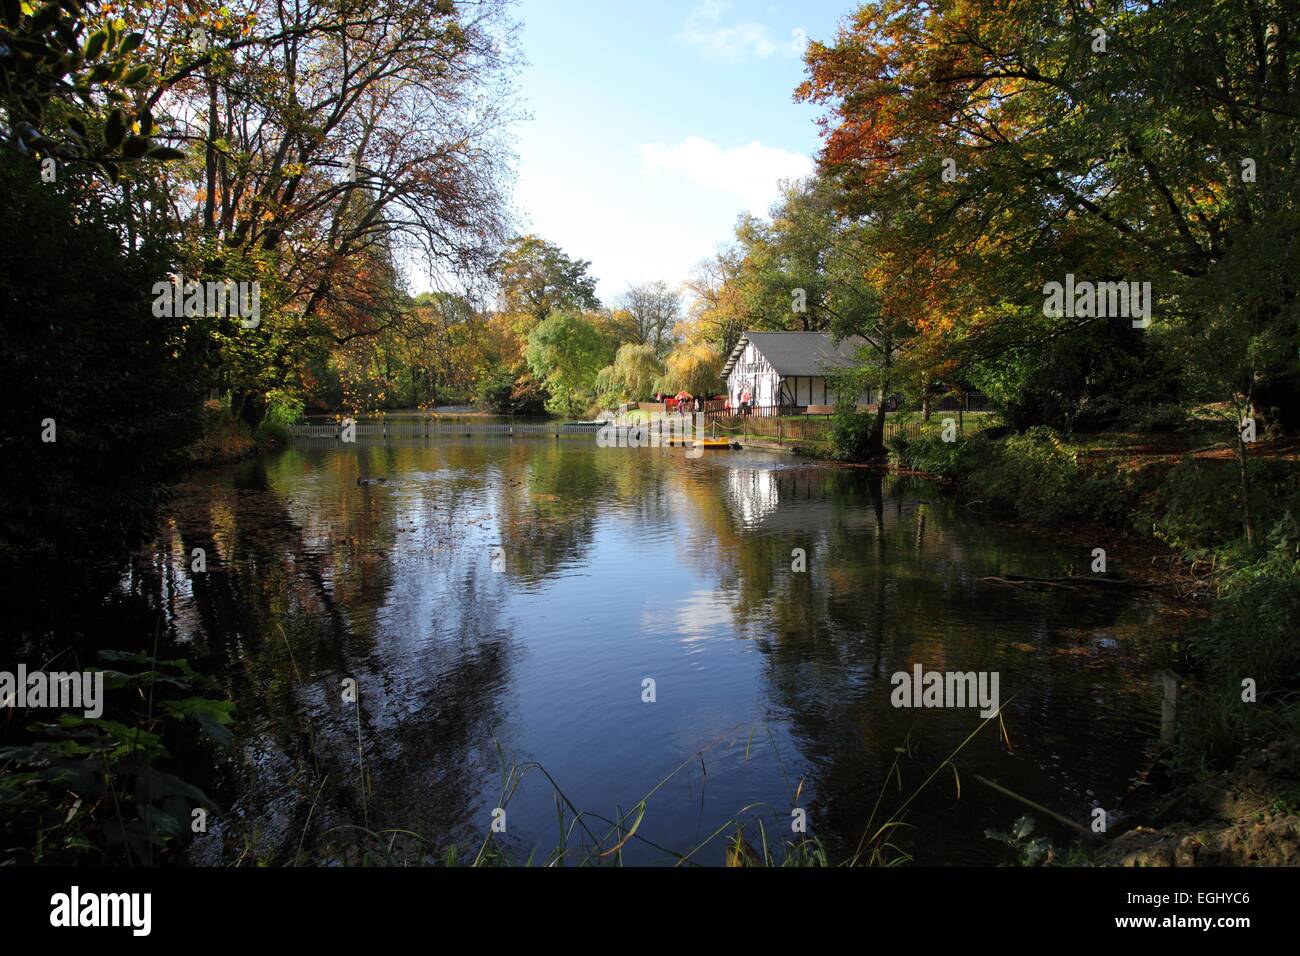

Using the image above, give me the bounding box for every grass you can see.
[277,698,1018,867]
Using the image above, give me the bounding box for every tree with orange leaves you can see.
[798,0,1300,459]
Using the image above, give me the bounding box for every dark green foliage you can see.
[971,324,1183,434]
[1175,521,1300,771]
[0,4,181,180]
[1149,458,1300,552]
[891,427,1131,526]
[828,404,876,461]
[0,155,207,562]
[1132,403,1189,433]
[0,651,232,865]
[1148,458,1245,552]
[1194,521,1300,682]
[475,362,548,416]
[476,362,518,414]
[888,429,967,476]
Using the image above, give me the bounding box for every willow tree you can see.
[596,343,664,405]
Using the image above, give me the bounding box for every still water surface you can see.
[150,437,1165,864]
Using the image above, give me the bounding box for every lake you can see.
[144,435,1166,865]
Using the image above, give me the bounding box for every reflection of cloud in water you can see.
[726,467,780,527]
[668,587,735,648]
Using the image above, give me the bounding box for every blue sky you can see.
[507,0,850,304]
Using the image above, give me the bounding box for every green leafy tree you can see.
[476,362,518,414]
[525,311,614,416]
[596,343,664,405]
[0,154,205,562]
[0,3,183,178]
[494,235,601,332]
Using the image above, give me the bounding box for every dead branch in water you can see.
[978,574,1169,591]
[974,775,1105,842]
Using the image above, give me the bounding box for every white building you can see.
[721,331,875,411]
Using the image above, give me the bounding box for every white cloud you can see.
[679,0,807,63]
[636,136,814,217]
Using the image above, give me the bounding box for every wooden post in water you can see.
[1160,670,1180,745]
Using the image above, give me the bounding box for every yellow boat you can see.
[663,437,740,449]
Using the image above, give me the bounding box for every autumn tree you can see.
[683,248,751,356]
[612,280,681,356]
[798,0,1299,420]
[798,0,1300,484]
[492,234,601,332]
[98,0,520,424]
[659,342,724,398]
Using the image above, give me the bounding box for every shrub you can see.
[892,427,1132,525]
[828,405,876,461]
[1148,457,1244,551]
[1175,520,1300,771]
[255,389,305,443]
[889,430,968,477]
[1148,458,1300,552]
[188,400,257,465]
[0,651,231,865]
[1133,403,1189,433]
[1192,519,1300,684]
[966,428,1080,522]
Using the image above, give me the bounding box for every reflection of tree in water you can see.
[492,442,675,586]
[684,464,1161,862]
[136,445,521,863]
[41,441,1166,865]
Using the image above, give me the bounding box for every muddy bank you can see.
[1101,738,1300,866]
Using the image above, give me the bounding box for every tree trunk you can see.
[231,390,267,430]
[1235,390,1256,549]
[868,393,887,461]
[204,73,218,234]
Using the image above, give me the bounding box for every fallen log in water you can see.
[974,775,1105,842]
[979,576,1081,591]
[978,573,1167,591]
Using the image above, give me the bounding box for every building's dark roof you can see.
[722,331,866,378]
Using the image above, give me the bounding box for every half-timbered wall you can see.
[727,342,876,408]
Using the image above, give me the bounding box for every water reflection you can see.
[121,438,1165,864]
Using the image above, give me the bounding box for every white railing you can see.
[287,417,604,439]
